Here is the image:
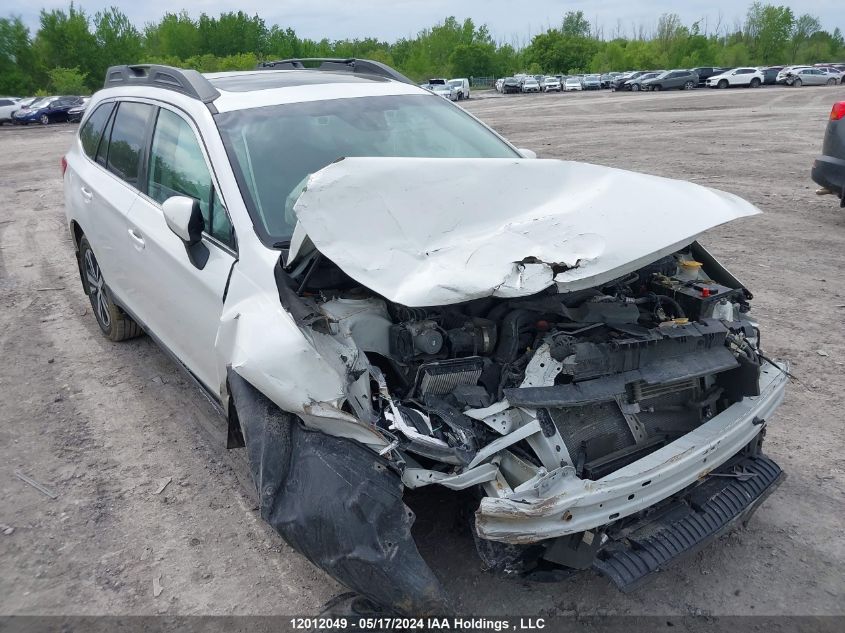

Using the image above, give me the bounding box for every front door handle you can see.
[128,228,145,250]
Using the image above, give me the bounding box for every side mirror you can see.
[518,148,537,159]
[162,195,208,269]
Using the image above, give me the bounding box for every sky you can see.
[7,0,844,44]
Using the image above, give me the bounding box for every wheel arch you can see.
[70,219,85,252]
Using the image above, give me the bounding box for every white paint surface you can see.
[293,157,760,306]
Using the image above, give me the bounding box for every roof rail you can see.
[104,65,220,104]
[256,58,415,85]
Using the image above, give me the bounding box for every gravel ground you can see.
[1,85,844,617]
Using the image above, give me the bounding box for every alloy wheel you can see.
[84,249,110,329]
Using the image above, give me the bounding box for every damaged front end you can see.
[228,158,788,612]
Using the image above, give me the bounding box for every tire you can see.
[652,84,662,92]
[78,236,143,342]
[684,81,695,90]
[827,78,836,86]
[793,78,802,87]
[718,79,728,89]
[749,78,761,88]
[631,84,640,92]
[40,114,49,125]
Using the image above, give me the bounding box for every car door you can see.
[70,100,154,306]
[123,105,236,393]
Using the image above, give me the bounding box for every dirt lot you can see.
[1,86,844,617]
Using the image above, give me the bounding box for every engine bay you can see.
[282,241,764,490]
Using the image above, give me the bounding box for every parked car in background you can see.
[521,77,541,93]
[583,74,601,90]
[817,67,844,84]
[0,97,21,124]
[642,69,699,91]
[563,76,583,91]
[611,71,642,90]
[502,77,521,94]
[776,66,820,86]
[811,101,845,205]
[760,66,784,85]
[600,73,619,88]
[625,72,663,92]
[428,82,458,100]
[447,78,470,100]
[689,67,729,87]
[542,76,562,92]
[13,95,83,125]
[67,97,90,123]
[706,67,765,89]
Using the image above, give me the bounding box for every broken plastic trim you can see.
[227,369,449,615]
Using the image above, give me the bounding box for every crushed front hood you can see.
[292,157,760,306]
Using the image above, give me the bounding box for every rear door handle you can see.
[80,186,93,202]
[128,228,145,249]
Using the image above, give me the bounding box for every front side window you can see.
[79,102,115,159]
[106,102,154,186]
[216,93,519,244]
[148,108,234,248]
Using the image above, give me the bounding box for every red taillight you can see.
[60,155,67,176]
[831,102,845,121]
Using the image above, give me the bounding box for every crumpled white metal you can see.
[292,157,760,306]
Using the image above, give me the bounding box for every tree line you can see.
[1,3,843,96]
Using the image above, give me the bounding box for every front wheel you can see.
[652,84,661,91]
[827,78,836,86]
[718,79,728,89]
[78,236,143,342]
[793,78,802,87]
[631,84,640,92]
[40,114,49,125]
[684,81,695,90]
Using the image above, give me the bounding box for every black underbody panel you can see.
[593,453,784,591]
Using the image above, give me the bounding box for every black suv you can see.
[812,101,845,205]
[690,67,730,87]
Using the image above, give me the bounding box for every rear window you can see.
[79,102,115,159]
[105,102,154,187]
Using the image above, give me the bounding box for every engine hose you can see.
[494,309,535,364]
[632,293,686,318]
[651,293,685,319]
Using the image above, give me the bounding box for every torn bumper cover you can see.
[228,370,448,615]
[475,360,787,543]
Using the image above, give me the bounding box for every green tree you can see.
[450,42,495,77]
[33,4,98,88]
[789,14,820,62]
[93,7,142,82]
[0,16,36,94]
[561,11,590,38]
[144,11,199,59]
[48,66,88,93]
[745,3,794,63]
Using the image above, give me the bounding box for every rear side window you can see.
[106,102,154,187]
[148,108,234,248]
[79,102,115,159]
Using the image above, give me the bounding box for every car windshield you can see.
[215,94,519,244]
[29,98,52,108]
[448,80,462,86]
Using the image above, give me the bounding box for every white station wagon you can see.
[64,59,788,615]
